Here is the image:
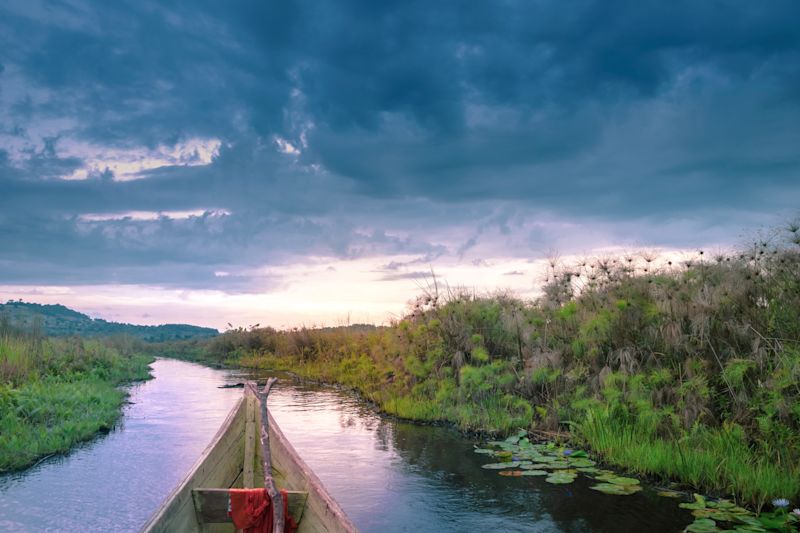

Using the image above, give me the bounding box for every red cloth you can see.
[228,488,298,533]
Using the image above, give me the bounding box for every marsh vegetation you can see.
[0,323,152,472]
[185,221,800,510]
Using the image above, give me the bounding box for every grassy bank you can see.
[185,224,800,508]
[0,332,153,472]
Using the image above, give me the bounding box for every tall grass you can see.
[0,333,152,471]
[576,406,800,507]
[182,219,800,505]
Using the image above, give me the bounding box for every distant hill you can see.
[0,301,218,342]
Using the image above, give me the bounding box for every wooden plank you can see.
[247,379,285,533]
[191,489,308,525]
[140,398,246,533]
[142,381,359,533]
[243,395,256,488]
[268,410,359,533]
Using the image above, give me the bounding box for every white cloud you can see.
[274,136,300,155]
[78,209,230,222]
[60,137,223,181]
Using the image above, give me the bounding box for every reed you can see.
[0,333,152,471]
[181,219,800,505]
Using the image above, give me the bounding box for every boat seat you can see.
[191,488,308,525]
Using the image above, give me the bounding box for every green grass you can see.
[0,334,153,472]
[576,406,800,508]
[164,219,800,508]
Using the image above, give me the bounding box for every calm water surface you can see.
[0,358,693,532]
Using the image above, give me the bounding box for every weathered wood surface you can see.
[243,394,256,488]
[267,404,359,532]
[141,380,359,533]
[140,397,246,533]
[248,378,284,533]
[191,489,308,524]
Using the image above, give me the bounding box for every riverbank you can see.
[180,225,800,510]
[0,333,153,472]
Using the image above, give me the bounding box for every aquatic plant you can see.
[192,218,800,507]
[0,333,153,471]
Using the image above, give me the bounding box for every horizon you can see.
[1,2,798,329]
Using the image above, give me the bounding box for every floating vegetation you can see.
[473,448,495,455]
[481,461,521,469]
[546,472,577,484]
[684,518,718,533]
[520,470,549,476]
[474,434,622,489]
[606,476,640,486]
[568,458,596,468]
[590,483,642,496]
[679,494,799,532]
[476,435,800,531]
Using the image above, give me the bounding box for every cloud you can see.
[0,0,798,295]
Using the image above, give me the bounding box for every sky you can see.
[1,1,799,330]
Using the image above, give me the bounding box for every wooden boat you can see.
[141,379,359,532]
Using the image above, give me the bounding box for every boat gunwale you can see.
[140,384,359,532]
[139,395,246,532]
[265,394,359,532]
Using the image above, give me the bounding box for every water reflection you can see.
[0,360,692,532]
[0,359,243,532]
[248,374,693,533]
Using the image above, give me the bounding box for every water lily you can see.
[562,449,573,456]
[772,498,790,508]
[792,508,800,517]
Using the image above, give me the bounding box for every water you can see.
[0,358,693,532]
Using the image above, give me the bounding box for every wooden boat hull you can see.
[141,386,358,532]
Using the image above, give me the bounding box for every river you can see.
[0,358,692,532]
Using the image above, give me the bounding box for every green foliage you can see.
[180,221,800,506]
[0,333,153,472]
[0,300,217,341]
[575,406,800,506]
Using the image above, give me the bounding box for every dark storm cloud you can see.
[1,0,799,288]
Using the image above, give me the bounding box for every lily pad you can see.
[680,494,708,511]
[576,467,600,474]
[592,470,618,481]
[521,469,549,476]
[521,462,550,469]
[734,516,764,528]
[473,448,496,455]
[691,508,739,522]
[757,514,789,530]
[607,476,640,486]
[545,472,576,484]
[481,461,521,469]
[590,483,642,495]
[685,518,719,533]
[567,458,597,468]
[498,470,524,477]
[657,490,683,498]
[706,499,736,510]
[732,525,766,533]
